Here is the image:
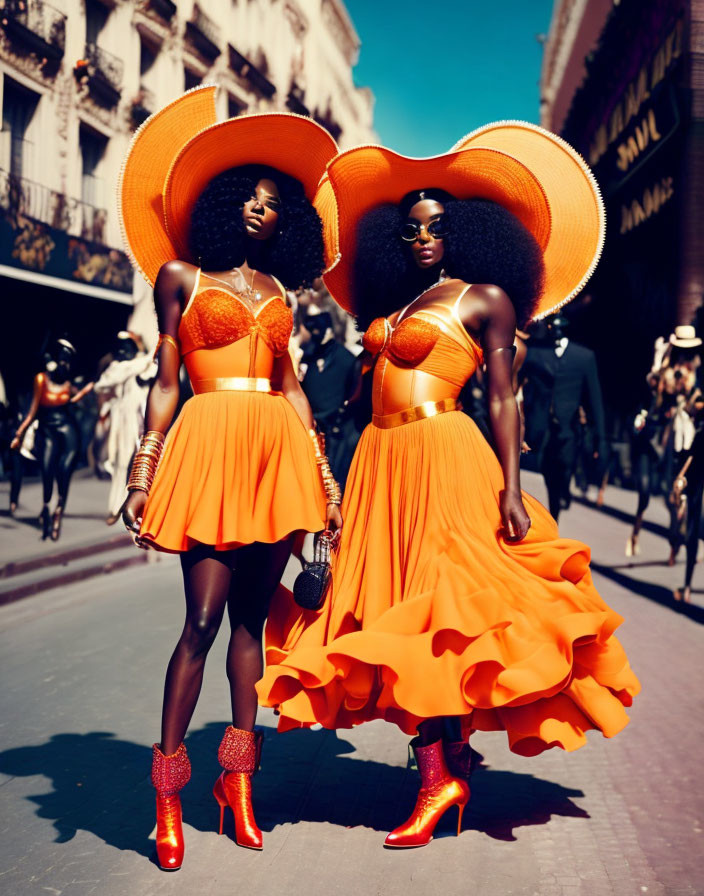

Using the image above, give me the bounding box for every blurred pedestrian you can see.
[10,340,94,540]
[298,308,361,492]
[522,314,606,520]
[94,331,154,524]
[626,336,676,555]
[664,326,703,579]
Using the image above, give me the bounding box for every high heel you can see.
[51,505,64,541]
[151,742,191,871]
[384,738,470,849]
[213,726,263,850]
[39,505,51,540]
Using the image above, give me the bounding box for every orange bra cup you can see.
[391,318,439,364]
[178,289,292,356]
[257,301,294,356]
[362,318,389,356]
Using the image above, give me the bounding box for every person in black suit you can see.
[298,310,361,494]
[522,315,606,520]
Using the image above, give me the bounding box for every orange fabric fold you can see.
[258,411,640,756]
[140,391,326,552]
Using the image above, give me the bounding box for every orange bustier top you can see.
[177,271,293,385]
[37,371,71,407]
[362,289,484,417]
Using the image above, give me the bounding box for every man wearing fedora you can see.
[666,325,703,602]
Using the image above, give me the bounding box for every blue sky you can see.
[344,0,555,156]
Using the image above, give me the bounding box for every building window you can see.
[85,0,109,45]
[140,37,158,78]
[228,95,245,118]
[184,68,201,91]
[80,125,107,241]
[1,77,40,179]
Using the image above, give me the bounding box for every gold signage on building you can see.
[619,176,674,234]
[589,18,683,168]
[616,108,662,172]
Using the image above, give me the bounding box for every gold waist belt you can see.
[372,398,461,429]
[192,377,276,394]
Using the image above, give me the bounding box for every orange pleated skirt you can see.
[140,391,326,552]
[257,410,640,756]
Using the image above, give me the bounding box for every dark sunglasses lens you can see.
[400,223,419,242]
[428,219,447,238]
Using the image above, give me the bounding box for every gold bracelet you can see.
[127,431,165,493]
[154,333,180,360]
[308,429,342,505]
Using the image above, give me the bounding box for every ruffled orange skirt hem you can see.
[257,411,640,756]
[140,391,326,552]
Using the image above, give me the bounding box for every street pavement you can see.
[0,472,702,896]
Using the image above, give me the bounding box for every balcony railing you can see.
[185,5,220,61]
[77,42,124,107]
[1,0,66,66]
[228,44,276,99]
[0,168,108,244]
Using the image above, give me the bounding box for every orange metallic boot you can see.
[384,738,470,848]
[151,742,191,871]
[213,726,263,850]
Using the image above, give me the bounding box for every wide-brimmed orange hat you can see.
[321,123,604,320]
[452,121,605,320]
[321,144,551,315]
[163,112,338,264]
[118,85,218,286]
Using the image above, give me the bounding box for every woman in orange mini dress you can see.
[257,123,641,847]
[118,88,341,869]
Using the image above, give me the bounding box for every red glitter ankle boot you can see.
[213,726,263,850]
[384,738,469,848]
[151,742,191,871]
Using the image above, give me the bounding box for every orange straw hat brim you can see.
[118,85,218,287]
[163,113,339,263]
[321,145,552,316]
[452,121,605,320]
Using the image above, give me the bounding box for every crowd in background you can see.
[1,285,702,601]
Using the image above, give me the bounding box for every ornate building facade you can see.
[540,0,703,416]
[0,0,375,392]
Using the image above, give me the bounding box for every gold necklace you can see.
[237,267,262,303]
[206,268,263,304]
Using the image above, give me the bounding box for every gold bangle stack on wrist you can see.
[127,431,165,494]
[308,429,342,506]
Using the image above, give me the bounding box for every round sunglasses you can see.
[400,217,448,243]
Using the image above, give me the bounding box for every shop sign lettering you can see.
[589,18,683,168]
[619,176,674,234]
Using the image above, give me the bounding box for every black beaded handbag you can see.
[293,531,333,610]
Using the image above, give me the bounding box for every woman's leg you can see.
[37,426,57,507]
[225,536,294,731]
[160,545,234,755]
[55,421,79,508]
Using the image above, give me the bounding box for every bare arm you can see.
[11,374,43,449]
[462,285,531,541]
[70,381,94,403]
[275,351,343,534]
[121,260,193,535]
[276,350,316,430]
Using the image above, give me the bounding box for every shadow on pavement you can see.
[0,725,589,859]
[571,494,669,540]
[591,561,704,624]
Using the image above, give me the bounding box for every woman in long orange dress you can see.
[257,123,641,847]
[118,89,341,869]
